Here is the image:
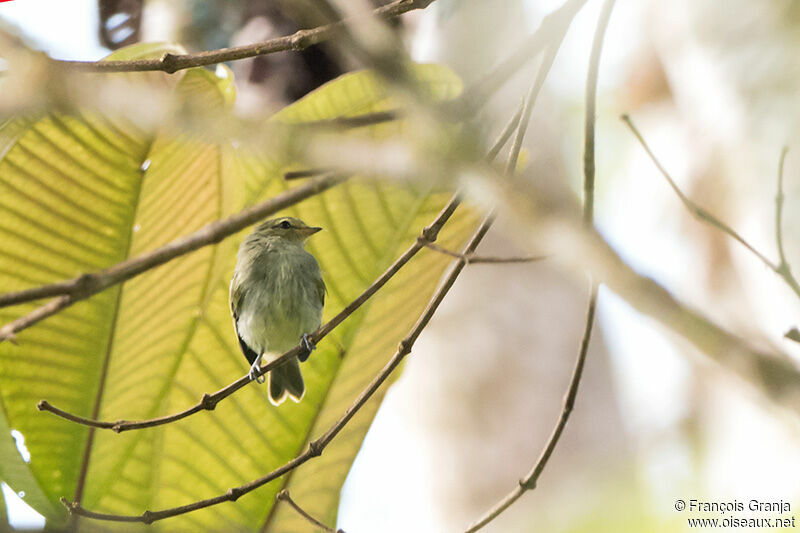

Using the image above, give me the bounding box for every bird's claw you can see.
[299,333,316,363]
[249,362,265,383]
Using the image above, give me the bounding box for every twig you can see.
[51,0,428,74]
[622,116,800,299]
[37,106,524,433]
[775,146,790,273]
[423,242,547,264]
[0,174,345,342]
[464,0,615,530]
[275,490,344,533]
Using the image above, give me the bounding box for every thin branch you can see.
[423,242,547,264]
[622,116,775,266]
[275,490,343,533]
[0,174,345,342]
[52,0,428,74]
[775,146,790,272]
[465,0,615,530]
[37,106,524,433]
[0,295,71,345]
[622,116,800,299]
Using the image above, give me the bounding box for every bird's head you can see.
[253,217,322,244]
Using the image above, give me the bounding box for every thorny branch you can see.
[52,0,430,74]
[37,107,524,432]
[464,0,615,530]
[622,116,800,299]
[0,174,345,343]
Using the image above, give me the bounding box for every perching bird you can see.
[230,216,325,405]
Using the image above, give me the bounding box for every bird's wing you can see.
[315,276,326,308]
[229,271,243,321]
[230,272,259,365]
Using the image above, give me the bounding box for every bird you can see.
[229,216,325,405]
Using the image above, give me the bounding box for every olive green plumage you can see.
[230,216,325,405]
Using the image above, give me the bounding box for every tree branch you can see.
[0,174,345,343]
[275,490,344,533]
[622,116,800,300]
[464,0,615,529]
[37,105,524,433]
[52,0,428,74]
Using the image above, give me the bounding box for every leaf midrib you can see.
[89,143,229,511]
[72,135,154,507]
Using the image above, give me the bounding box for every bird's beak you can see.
[299,226,322,237]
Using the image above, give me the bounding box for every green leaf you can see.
[0,42,473,532]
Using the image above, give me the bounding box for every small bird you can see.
[230,216,325,405]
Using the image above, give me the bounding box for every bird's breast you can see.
[236,247,322,355]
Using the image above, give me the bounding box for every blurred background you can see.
[2,0,800,531]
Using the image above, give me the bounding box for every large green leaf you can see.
[0,44,473,532]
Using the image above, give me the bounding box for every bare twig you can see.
[51,0,428,74]
[0,174,345,342]
[37,106,524,432]
[423,242,547,264]
[275,490,344,533]
[622,116,800,299]
[464,0,615,530]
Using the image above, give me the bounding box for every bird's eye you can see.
[279,221,291,229]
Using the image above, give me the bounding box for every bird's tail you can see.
[268,358,305,405]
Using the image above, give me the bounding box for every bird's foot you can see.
[249,358,265,383]
[299,333,316,363]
